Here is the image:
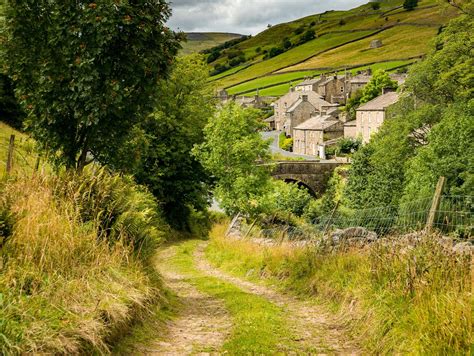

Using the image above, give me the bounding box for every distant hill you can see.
[180,32,244,56]
[206,0,460,97]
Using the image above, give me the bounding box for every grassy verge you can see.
[206,224,472,354]
[0,148,170,354]
[168,240,312,354]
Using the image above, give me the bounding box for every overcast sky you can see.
[167,0,368,35]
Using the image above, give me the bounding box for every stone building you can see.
[295,78,322,92]
[293,115,344,156]
[272,91,332,134]
[344,120,358,139]
[356,91,400,143]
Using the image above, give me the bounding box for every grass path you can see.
[118,239,359,354]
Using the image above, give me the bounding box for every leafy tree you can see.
[4,1,182,170]
[282,38,292,50]
[402,102,474,201]
[360,70,398,104]
[300,29,316,43]
[112,55,215,230]
[264,180,312,218]
[0,73,23,129]
[194,103,271,218]
[403,14,473,104]
[403,0,419,11]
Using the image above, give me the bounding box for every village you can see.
[220,68,406,159]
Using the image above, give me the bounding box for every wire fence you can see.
[247,194,473,242]
[0,132,43,176]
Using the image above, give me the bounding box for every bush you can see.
[335,137,362,155]
[267,47,284,58]
[293,26,305,35]
[370,2,381,10]
[207,50,220,63]
[298,30,316,44]
[229,55,245,67]
[403,0,419,10]
[281,138,293,152]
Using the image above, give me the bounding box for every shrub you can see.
[207,50,220,63]
[281,138,293,152]
[293,26,305,35]
[403,0,419,10]
[267,47,284,58]
[299,30,316,44]
[335,137,362,155]
[370,2,381,10]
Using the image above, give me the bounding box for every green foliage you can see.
[281,138,293,152]
[371,2,381,10]
[335,137,362,156]
[113,55,215,230]
[403,0,419,11]
[4,1,182,170]
[360,70,398,104]
[53,167,169,254]
[299,29,316,44]
[264,180,313,218]
[402,101,474,201]
[403,14,473,105]
[0,74,23,129]
[194,103,271,218]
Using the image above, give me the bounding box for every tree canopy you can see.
[4,1,182,170]
[194,103,271,218]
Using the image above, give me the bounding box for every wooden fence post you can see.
[6,134,15,175]
[425,176,446,232]
[244,219,257,239]
[225,212,241,237]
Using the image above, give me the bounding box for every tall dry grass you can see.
[206,224,472,354]
[0,169,169,354]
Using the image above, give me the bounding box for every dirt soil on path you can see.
[137,246,232,355]
[194,242,360,355]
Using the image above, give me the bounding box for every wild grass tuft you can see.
[206,224,472,354]
[0,169,170,354]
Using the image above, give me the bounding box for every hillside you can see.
[181,32,244,55]
[207,0,459,96]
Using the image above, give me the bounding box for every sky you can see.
[167,0,368,35]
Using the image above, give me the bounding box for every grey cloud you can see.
[167,0,368,35]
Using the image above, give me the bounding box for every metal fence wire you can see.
[252,195,473,242]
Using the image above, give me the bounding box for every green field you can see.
[236,60,415,97]
[217,30,375,89]
[180,32,243,55]
[207,0,458,92]
[280,26,437,72]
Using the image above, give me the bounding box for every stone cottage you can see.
[272,90,332,134]
[356,91,400,143]
[293,115,344,156]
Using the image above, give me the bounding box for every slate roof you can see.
[357,92,400,111]
[275,91,332,112]
[294,115,340,131]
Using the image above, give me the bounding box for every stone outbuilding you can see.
[293,115,344,156]
[356,91,400,143]
[370,39,383,49]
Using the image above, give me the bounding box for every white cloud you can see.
[167,0,368,35]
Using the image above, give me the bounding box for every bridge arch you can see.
[270,160,347,197]
[283,178,317,197]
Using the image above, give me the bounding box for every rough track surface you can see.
[138,246,232,355]
[194,242,360,354]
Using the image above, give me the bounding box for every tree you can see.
[360,70,398,104]
[402,102,474,201]
[111,55,215,230]
[4,1,182,170]
[371,2,381,10]
[194,103,271,217]
[403,14,473,105]
[403,0,419,10]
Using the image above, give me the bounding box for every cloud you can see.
[167,0,368,35]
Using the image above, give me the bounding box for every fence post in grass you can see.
[225,212,241,237]
[6,134,15,175]
[425,176,446,232]
[244,219,258,239]
[34,154,41,172]
[323,200,340,236]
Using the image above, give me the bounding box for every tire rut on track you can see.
[137,246,232,355]
[194,242,360,355]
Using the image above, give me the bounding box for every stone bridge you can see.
[270,160,348,196]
